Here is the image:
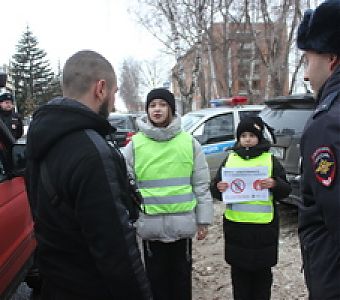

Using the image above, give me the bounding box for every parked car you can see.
[182,97,264,178]
[0,118,36,299]
[259,94,315,205]
[108,113,138,148]
[22,116,32,136]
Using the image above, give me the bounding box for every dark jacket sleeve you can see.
[210,155,229,201]
[68,137,151,299]
[270,155,292,201]
[13,112,23,139]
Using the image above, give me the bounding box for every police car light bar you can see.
[209,96,248,107]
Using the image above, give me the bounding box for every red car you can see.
[108,113,138,147]
[0,118,36,298]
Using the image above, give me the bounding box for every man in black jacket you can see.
[25,50,152,300]
[0,92,23,139]
[297,1,340,299]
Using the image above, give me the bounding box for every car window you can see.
[181,114,205,131]
[260,107,313,135]
[109,117,134,130]
[203,113,234,142]
[239,110,262,120]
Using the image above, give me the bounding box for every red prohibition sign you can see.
[231,178,246,194]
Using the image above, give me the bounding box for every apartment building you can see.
[172,22,289,110]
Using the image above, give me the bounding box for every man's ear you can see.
[94,79,107,101]
[329,54,340,71]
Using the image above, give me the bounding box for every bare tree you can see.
[132,0,213,113]
[130,0,321,111]
[119,58,143,112]
[240,0,326,98]
[140,58,171,92]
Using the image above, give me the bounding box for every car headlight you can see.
[270,146,285,160]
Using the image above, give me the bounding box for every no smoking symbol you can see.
[231,178,246,194]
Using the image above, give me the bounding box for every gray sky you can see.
[1,0,164,110]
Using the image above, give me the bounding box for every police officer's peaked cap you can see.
[297,0,340,55]
[0,92,14,102]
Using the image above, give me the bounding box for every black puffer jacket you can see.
[210,140,291,270]
[25,98,151,299]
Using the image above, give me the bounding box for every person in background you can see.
[124,88,213,300]
[0,92,23,139]
[25,50,152,300]
[297,1,340,299]
[210,116,291,300]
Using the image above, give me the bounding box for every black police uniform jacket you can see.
[210,140,291,270]
[299,66,340,300]
[0,109,23,139]
[25,98,151,300]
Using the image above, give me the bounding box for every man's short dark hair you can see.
[62,50,116,97]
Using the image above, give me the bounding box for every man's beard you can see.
[98,97,115,119]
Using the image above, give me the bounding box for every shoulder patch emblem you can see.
[311,146,336,187]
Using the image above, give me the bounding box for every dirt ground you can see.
[192,202,308,300]
[13,202,307,300]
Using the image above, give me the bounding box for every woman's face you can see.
[147,99,172,127]
[239,132,259,148]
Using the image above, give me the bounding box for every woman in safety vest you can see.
[124,88,213,300]
[210,116,291,300]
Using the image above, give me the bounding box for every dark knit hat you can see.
[236,116,265,141]
[0,92,14,102]
[297,0,340,55]
[146,88,176,114]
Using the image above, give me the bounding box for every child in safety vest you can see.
[123,88,213,300]
[210,116,291,300]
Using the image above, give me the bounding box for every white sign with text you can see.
[221,166,269,204]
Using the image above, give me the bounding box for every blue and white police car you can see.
[182,96,264,178]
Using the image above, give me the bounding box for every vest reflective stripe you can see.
[144,193,195,205]
[133,131,196,215]
[138,177,191,188]
[224,152,274,224]
[227,203,272,213]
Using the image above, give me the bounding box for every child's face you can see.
[239,132,259,147]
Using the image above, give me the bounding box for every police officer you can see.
[297,1,340,299]
[0,92,23,139]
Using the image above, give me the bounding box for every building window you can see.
[252,80,260,91]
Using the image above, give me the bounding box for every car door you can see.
[192,113,235,178]
[0,137,36,298]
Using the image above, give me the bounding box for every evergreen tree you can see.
[46,60,63,100]
[10,26,60,115]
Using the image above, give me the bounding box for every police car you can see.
[182,96,264,178]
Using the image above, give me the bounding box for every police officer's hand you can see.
[196,225,208,240]
[217,181,229,192]
[259,178,276,189]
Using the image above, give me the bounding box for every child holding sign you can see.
[210,116,291,300]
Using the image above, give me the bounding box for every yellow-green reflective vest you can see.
[224,152,274,224]
[133,131,196,215]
